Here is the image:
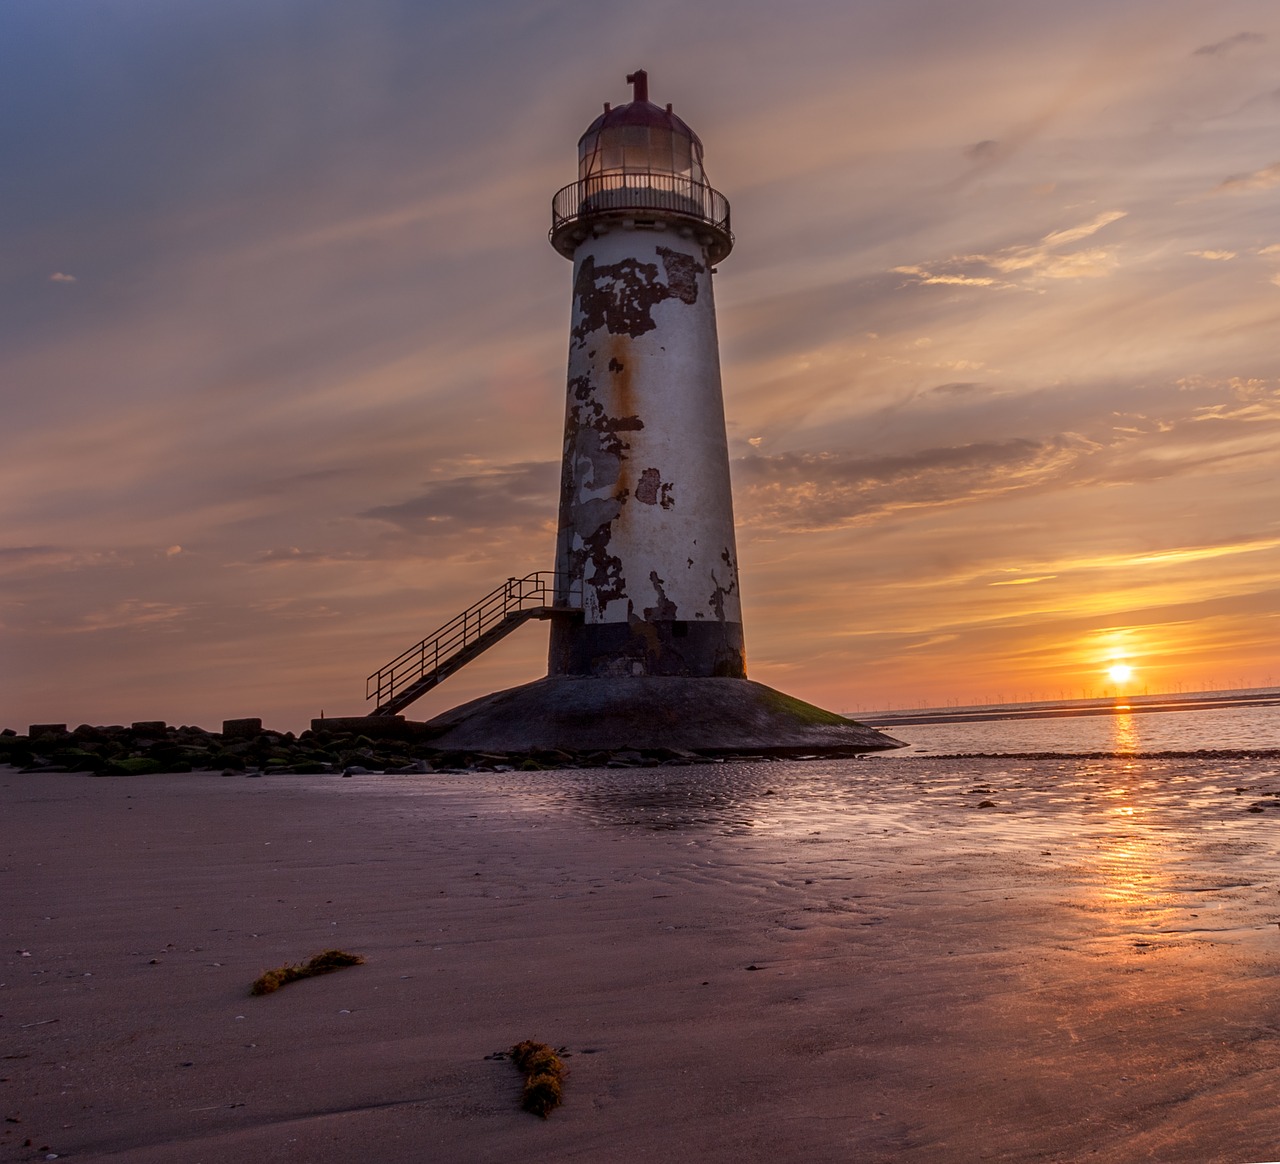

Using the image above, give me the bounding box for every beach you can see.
[2,758,1279,1163]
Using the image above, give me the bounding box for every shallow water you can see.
[377,753,1280,954]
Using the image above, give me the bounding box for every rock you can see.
[28,724,67,738]
[222,718,262,739]
[72,724,110,743]
[131,721,167,734]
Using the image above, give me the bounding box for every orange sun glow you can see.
[1107,663,1134,683]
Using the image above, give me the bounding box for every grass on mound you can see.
[250,949,365,996]
[510,1039,566,1118]
[757,686,853,725]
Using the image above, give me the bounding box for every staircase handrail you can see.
[365,571,579,709]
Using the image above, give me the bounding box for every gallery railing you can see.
[550,171,732,260]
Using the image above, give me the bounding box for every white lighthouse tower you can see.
[547,69,744,679]
[348,72,901,758]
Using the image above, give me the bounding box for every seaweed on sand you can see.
[250,949,365,996]
[510,1039,566,1118]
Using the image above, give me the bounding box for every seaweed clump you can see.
[250,949,364,996]
[510,1039,566,1118]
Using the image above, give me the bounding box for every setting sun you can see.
[1107,664,1134,684]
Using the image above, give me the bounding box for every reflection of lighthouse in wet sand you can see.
[354,72,900,757]
[548,69,744,679]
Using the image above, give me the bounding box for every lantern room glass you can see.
[579,124,705,185]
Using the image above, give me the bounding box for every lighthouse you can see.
[547,69,744,679]
[347,72,901,758]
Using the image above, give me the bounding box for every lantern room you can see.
[550,70,733,264]
[577,70,709,185]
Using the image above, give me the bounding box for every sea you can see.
[857,686,1280,756]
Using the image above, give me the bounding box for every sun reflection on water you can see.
[1112,707,1137,754]
[1090,819,1166,913]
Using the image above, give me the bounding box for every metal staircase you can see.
[366,572,579,717]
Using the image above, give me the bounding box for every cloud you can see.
[0,546,129,577]
[1187,250,1236,261]
[1036,213,1128,249]
[964,139,1001,162]
[250,547,367,566]
[734,371,1280,539]
[894,211,1127,289]
[735,438,1088,531]
[982,212,1127,278]
[361,461,558,535]
[1193,31,1265,56]
[48,272,77,283]
[892,265,1003,288]
[1187,377,1280,422]
[61,599,191,635]
[1215,161,1280,194]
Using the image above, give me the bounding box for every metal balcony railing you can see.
[366,571,581,717]
[550,171,732,260]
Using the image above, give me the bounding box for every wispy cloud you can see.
[61,600,191,635]
[736,438,1089,531]
[48,272,77,283]
[1193,31,1265,56]
[361,462,558,535]
[893,211,1127,289]
[1215,161,1280,194]
[892,266,1002,288]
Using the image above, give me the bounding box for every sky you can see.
[4,0,1280,732]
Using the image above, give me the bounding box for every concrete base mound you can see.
[419,676,904,756]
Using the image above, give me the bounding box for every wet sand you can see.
[2,758,1279,1163]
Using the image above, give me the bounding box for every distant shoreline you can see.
[859,686,1280,727]
[865,747,1280,761]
